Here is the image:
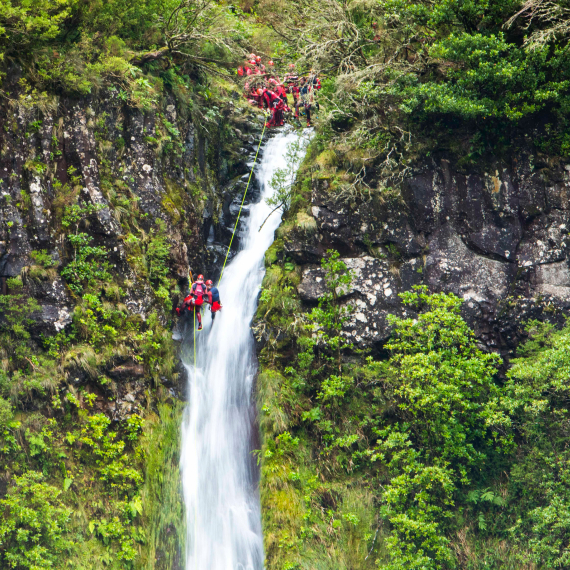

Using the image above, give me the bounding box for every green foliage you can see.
[390,0,570,126]
[27,249,56,281]
[393,31,570,121]
[372,286,509,569]
[60,203,111,294]
[503,321,570,567]
[265,0,570,162]
[145,219,171,304]
[0,193,181,570]
[29,250,56,273]
[257,245,523,569]
[0,0,76,50]
[0,289,41,369]
[0,471,73,570]
[71,413,143,490]
[0,0,256,103]
[139,403,185,569]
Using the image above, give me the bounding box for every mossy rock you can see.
[275,220,295,240]
[265,239,283,267]
[295,211,317,234]
[162,178,186,224]
[315,149,337,170]
[263,265,283,286]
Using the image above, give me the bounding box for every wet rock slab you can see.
[298,255,422,346]
[291,152,570,353]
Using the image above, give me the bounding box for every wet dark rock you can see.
[298,255,422,346]
[0,80,266,422]
[109,363,146,380]
[291,153,570,353]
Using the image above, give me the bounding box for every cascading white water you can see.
[180,127,310,570]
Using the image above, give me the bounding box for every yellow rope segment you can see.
[217,119,268,286]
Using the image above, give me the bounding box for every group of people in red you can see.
[238,53,321,129]
[176,275,222,331]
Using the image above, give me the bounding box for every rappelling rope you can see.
[192,304,197,570]
[217,118,268,286]
[189,118,266,353]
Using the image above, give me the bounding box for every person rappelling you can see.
[205,280,223,322]
[176,274,207,331]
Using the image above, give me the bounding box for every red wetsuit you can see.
[262,89,289,127]
[275,84,288,103]
[176,281,207,328]
[205,287,222,321]
[290,84,300,117]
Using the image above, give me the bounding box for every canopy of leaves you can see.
[261,0,570,158]
[0,0,254,97]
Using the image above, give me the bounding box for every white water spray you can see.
[180,127,310,570]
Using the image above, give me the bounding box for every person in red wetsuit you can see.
[248,87,263,108]
[262,88,290,128]
[267,77,288,104]
[176,274,207,330]
[204,280,223,322]
[275,82,289,104]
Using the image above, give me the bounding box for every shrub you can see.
[0,471,74,570]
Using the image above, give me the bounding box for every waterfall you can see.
[180,127,310,570]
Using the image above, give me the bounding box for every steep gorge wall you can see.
[0,72,262,392]
[256,139,570,569]
[0,68,265,568]
[286,150,570,352]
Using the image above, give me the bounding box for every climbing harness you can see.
[217,118,268,286]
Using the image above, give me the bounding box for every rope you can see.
[217,119,267,286]
[192,305,196,570]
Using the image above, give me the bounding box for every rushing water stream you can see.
[180,127,310,570]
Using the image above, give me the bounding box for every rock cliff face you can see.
[0,76,264,402]
[290,152,570,352]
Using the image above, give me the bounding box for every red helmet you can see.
[205,279,213,287]
[249,53,256,59]
[268,60,274,66]
[197,274,204,282]
[257,88,263,96]
[250,59,257,65]
[256,56,261,63]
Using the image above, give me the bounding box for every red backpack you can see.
[192,282,205,297]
